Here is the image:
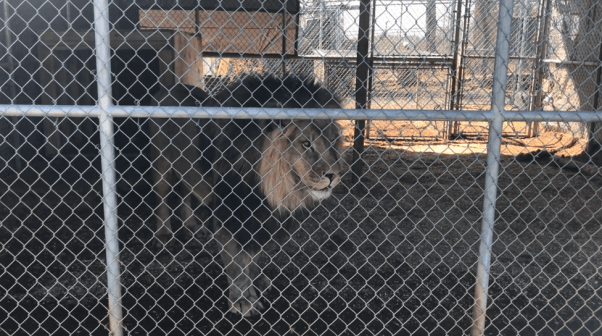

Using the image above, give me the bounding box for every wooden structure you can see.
[30,0,300,157]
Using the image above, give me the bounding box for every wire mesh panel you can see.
[0,0,108,334]
[0,0,601,336]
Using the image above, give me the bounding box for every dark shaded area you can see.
[2,144,601,335]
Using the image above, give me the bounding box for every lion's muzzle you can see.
[310,171,341,201]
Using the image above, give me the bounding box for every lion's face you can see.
[258,119,345,212]
[285,120,343,200]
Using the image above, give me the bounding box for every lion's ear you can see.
[277,119,291,128]
[279,120,298,137]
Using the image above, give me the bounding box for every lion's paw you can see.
[182,217,211,241]
[229,298,264,317]
[194,225,212,239]
[228,285,264,317]
[153,227,172,248]
[255,274,271,291]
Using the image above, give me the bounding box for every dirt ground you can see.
[1,119,601,335]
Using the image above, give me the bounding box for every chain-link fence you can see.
[1,0,601,335]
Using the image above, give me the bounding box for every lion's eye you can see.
[302,141,311,149]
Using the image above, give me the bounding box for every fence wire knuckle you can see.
[0,0,602,335]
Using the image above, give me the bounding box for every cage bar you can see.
[471,0,514,334]
[93,0,124,335]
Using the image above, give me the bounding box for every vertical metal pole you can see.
[530,0,551,137]
[515,1,529,107]
[588,4,602,155]
[449,0,464,111]
[471,0,513,335]
[351,0,372,184]
[588,41,602,155]
[365,0,377,140]
[281,0,287,75]
[451,0,472,136]
[366,0,376,110]
[448,0,464,139]
[426,0,438,53]
[319,0,323,51]
[93,0,124,335]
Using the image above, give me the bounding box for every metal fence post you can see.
[93,0,124,335]
[471,0,513,335]
[351,0,372,184]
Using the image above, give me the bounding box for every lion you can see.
[207,75,345,316]
[149,84,215,246]
[150,75,345,316]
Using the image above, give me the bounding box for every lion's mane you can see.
[209,75,344,253]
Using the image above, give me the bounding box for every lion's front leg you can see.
[176,120,212,240]
[151,155,173,248]
[178,193,211,240]
[215,227,265,317]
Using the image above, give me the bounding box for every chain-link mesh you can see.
[1,0,601,335]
